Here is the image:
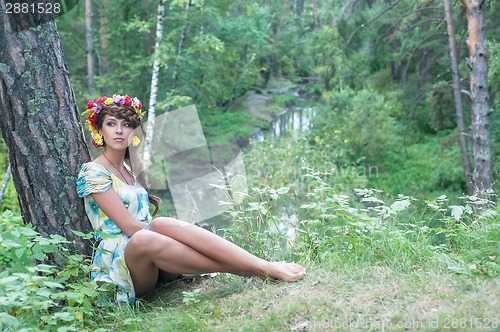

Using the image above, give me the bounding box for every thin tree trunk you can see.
[459,0,493,201]
[0,164,11,207]
[99,0,109,95]
[0,2,93,256]
[144,0,166,166]
[312,0,320,30]
[172,0,190,91]
[86,0,95,94]
[279,0,289,30]
[444,0,474,195]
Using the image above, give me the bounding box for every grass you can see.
[135,265,499,331]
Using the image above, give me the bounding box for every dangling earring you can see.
[131,136,141,146]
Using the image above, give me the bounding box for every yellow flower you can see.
[94,133,103,146]
[131,136,141,147]
[104,98,113,105]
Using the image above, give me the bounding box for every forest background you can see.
[0,0,499,330]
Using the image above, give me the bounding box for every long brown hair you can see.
[96,104,161,216]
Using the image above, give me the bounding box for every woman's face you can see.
[99,114,135,151]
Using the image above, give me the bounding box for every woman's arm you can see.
[91,188,147,237]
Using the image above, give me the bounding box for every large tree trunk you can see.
[85,0,95,94]
[0,2,93,256]
[459,0,493,200]
[444,0,474,195]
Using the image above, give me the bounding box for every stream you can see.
[252,98,316,143]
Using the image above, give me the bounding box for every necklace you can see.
[102,152,133,185]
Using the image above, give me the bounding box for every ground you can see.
[141,266,499,331]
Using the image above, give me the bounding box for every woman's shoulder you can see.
[77,162,113,198]
[79,161,111,174]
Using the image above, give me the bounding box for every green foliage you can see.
[0,210,129,331]
[312,88,402,166]
[225,132,499,279]
[370,132,466,198]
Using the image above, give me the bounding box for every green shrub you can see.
[0,210,132,331]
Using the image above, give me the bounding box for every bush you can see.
[0,210,129,331]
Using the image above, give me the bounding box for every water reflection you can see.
[253,100,315,143]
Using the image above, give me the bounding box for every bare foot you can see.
[264,262,306,281]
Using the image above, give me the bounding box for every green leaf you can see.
[0,312,19,327]
[33,252,47,261]
[300,203,317,209]
[43,281,64,289]
[0,276,20,284]
[449,205,464,221]
[390,200,410,212]
[1,239,22,248]
[18,227,38,237]
[15,248,25,259]
[277,187,289,194]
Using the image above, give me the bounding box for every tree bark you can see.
[0,2,93,256]
[444,0,474,195]
[85,0,96,94]
[459,0,493,200]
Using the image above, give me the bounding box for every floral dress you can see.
[76,161,152,303]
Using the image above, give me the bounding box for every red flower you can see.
[87,100,94,109]
[124,96,132,106]
[91,139,99,148]
[88,113,97,127]
[96,96,107,104]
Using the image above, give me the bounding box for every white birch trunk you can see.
[144,0,166,167]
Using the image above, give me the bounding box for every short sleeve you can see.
[76,162,113,198]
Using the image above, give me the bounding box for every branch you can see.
[339,0,402,54]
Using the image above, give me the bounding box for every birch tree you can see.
[144,0,166,166]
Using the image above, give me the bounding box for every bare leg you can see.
[149,217,306,281]
[124,229,244,297]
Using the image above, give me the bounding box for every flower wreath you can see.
[82,94,144,147]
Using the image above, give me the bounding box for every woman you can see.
[76,94,305,303]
